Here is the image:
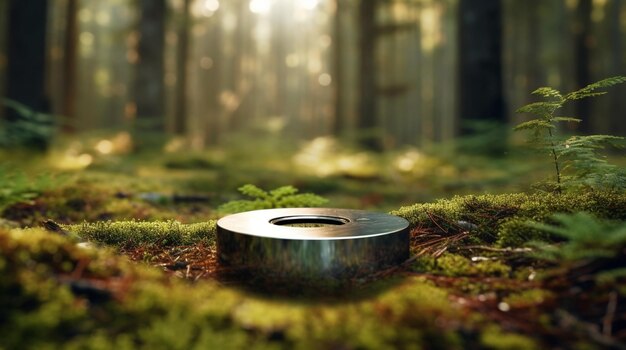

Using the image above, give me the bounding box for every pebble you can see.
[498,302,511,312]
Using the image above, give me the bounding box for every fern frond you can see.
[565,135,624,148]
[566,92,607,100]
[532,87,562,99]
[564,76,626,100]
[269,185,298,199]
[513,119,555,131]
[2,99,34,117]
[528,212,626,262]
[552,117,581,124]
[277,193,328,208]
[515,102,561,117]
[218,184,328,214]
[556,135,626,190]
[238,184,270,200]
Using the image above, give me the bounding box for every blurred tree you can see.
[572,0,593,133]
[610,0,625,135]
[0,0,5,121]
[62,0,78,132]
[458,0,506,154]
[332,0,345,136]
[134,0,166,146]
[4,0,51,150]
[357,0,382,151]
[174,0,190,136]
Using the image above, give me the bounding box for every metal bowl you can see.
[216,208,409,283]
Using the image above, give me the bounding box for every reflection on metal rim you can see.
[216,208,410,282]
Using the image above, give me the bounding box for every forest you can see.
[1,0,626,349]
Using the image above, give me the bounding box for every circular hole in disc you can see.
[270,215,349,228]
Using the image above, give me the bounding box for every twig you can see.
[557,309,626,350]
[459,245,533,253]
[426,211,449,234]
[603,291,618,337]
[401,255,420,266]
[70,258,89,279]
[412,231,468,257]
[433,245,448,258]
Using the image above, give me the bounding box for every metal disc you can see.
[216,208,409,282]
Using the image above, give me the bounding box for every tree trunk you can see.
[357,0,382,151]
[62,0,78,133]
[458,0,505,153]
[573,0,593,133]
[332,0,345,136]
[0,0,7,121]
[5,0,50,150]
[610,0,624,135]
[174,0,190,136]
[134,0,166,140]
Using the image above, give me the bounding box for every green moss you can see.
[276,278,462,350]
[503,289,553,308]
[5,187,626,348]
[0,227,258,349]
[414,253,510,277]
[393,191,626,246]
[497,219,552,247]
[66,220,216,248]
[480,325,539,350]
[0,227,468,349]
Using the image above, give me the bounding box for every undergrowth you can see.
[514,76,626,192]
[393,190,626,246]
[60,191,626,253]
[218,184,328,214]
[1,165,624,349]
[529,212,626,266]
[1,99,56,150]
[0,227,467,350]
[0,166,63,212]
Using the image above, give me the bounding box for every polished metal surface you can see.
[216,208,409,282]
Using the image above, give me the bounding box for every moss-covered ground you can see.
[1,139,625,349]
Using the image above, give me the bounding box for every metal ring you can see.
[216,208,409,283]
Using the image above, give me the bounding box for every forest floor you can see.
[1,135,625,349]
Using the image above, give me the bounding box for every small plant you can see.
[514,76,626,192]
[528,212,626,263]
[1,99,56,150]
[218,184,328,214]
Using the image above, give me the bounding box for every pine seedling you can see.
[514,76,626,192]
[218,184,328,214]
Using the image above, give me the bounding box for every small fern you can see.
[514,76,626,192]
[218,184,328,214]
[1,99,56,149]
[528,212,626,264]
[557,135,626,190]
